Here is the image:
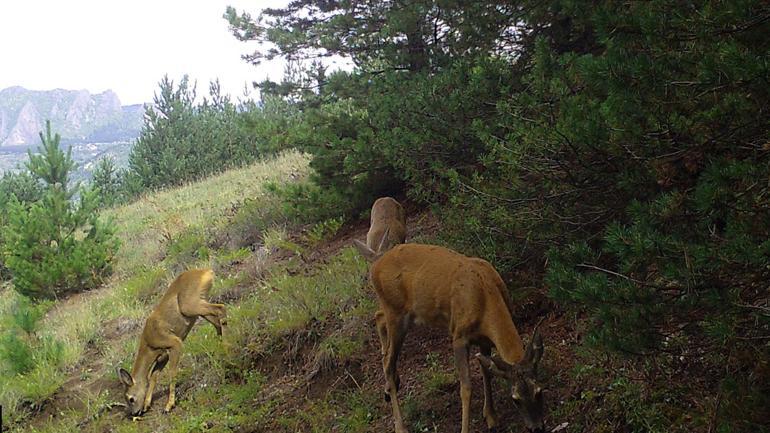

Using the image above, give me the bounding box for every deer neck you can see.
[131,341,159,385]
[482,303,525,365]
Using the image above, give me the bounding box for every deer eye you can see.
[128,396,135,404]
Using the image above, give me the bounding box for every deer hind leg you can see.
[479,345,499,430]
[182,300,227,336]
[383,313,409,433]
[453,342,472,433]
[143,353,169,412]
[375,310,388,356]
[202,310,226,336]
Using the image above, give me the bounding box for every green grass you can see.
[226,246,368,358]
[103,150,310,276]
[15,242,371,433]
[1,148,389,433]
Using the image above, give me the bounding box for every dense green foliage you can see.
[2,122,119,300]
[126,76,296,192]
[9,1,762,430]
[226,1,770,430]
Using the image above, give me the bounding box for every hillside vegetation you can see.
[2,150,314,430]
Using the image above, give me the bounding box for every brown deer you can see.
[363,197,407,357]
[353,242,546,433]
[366,197,406,252]
[117,269,227,416]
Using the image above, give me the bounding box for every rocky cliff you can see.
[0,86,144,146]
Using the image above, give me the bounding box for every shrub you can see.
[0,332,35,375]
[0,171,43,212]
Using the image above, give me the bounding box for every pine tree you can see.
[90,156,123,207]
[2,121,119,300]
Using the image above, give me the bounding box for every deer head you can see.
[117,367,145,416]
[117,353,169,416]
[477,327,545,432]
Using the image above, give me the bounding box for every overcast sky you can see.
[0,0,302,105]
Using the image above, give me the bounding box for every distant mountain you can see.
[0,86,145,147]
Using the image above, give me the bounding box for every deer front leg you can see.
[384,314,409,433]
[163,336,184,413]
[453,342,472,433]
[479,346,499,430]
[143,353,169,412]
[143,370,160,412]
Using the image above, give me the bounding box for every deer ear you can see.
[531,329,544,371]
[152,353,170,373]
[353,239,378,262]
[476,354,513,379]
[376,227,391,254]
[118,368,134,387]
[522,326,545,373]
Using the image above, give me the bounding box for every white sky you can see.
[0,0,301,105]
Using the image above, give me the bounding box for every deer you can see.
[366,197,406,252]
[353,240,546,433]
[363,197,407,357]
[117,268,227,416]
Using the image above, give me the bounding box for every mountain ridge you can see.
[0,86,145,146]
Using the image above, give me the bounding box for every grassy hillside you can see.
[6,144,752,433]
[0,150,317,430]
[5,146,549,433]
[7,149,486,433]
[2,144,465,433]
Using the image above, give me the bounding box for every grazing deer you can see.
[117,269,227,416]
[367,197,406,252]
[353,242,546,433]
[364,197,407,357]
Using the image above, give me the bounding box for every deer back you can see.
[371,244,525,364]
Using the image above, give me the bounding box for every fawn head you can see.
[117,353,168,416]
[118,367,147,416]
[478,326,546,432]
